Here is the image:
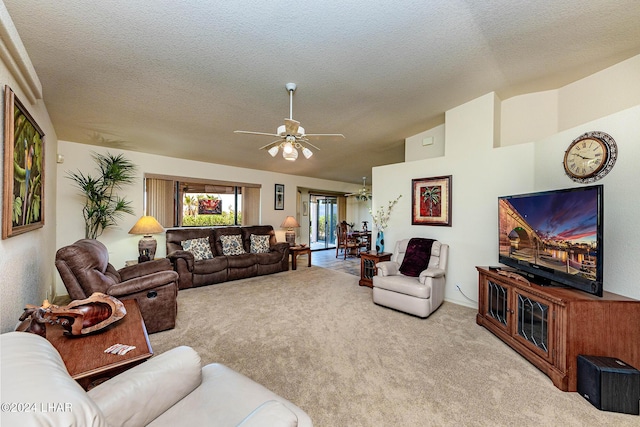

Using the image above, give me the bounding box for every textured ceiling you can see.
[4,0,640,184]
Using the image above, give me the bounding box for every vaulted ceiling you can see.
[4,1,640,184]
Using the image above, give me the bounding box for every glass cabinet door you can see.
[513,290,554,362]
[485,280,510,332]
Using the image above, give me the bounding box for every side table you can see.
[359,251,392,287]
[290,246,312,270]
[45,299,153,390]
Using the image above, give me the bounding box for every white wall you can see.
[500,90,558,147]
[404,124,445,161]
[533,106,640,299]
[56,141,364,295]
[373,93,534,308]
[500,55,640,148]
[373,57,640,306]
[345,196,372,231]
[558,55,640,131]
[0,5,59,332]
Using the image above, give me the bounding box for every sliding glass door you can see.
[310,195,337,250]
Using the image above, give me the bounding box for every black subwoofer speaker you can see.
[577,355,640,415]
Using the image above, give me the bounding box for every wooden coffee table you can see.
[46,299,153,390]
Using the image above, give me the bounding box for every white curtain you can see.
[146,178,175,227]
[242,187,260,225]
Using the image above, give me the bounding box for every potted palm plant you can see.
[67,152,137,239]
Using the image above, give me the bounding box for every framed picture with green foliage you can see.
[3,86,45,239]
[411,175,451,226]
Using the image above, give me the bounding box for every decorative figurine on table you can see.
[16,292,126,337]
[362,221,368,232]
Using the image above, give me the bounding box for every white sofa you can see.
[372,239,448,318]
[1,332,312,427]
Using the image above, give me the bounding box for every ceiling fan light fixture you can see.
[302,147,313,159]
[234,83,344,162]
[345,176,372,201]
[283,141,294,154]
[268,146,279,157]
[283,147,298,161]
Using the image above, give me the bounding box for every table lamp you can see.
[128,215,164,261]
[281,216,300,246]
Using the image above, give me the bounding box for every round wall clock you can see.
[563,131,618,183]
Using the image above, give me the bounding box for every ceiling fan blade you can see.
[237,84,345,158]
[258,139,283,150]
[303,140,321,151]
[304,133,345,140]
[346,191,371,198]
[284,119,300,135]
[234,130,280,137]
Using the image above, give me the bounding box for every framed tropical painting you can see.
[411,175,451,226]
[3,86,45,239]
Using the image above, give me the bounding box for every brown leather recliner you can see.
[55,239,179,333]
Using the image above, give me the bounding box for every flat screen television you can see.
[498,185,603,297]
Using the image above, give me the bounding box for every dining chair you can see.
[335,221,359,259]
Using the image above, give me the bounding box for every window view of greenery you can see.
[182,187,242,226]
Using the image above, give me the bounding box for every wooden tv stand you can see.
[476,266,640,391]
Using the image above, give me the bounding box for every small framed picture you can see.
[302,201,309,216]
[411,175,452,226]
[274,184,284,210]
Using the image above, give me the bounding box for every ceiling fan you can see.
[234,83,345,161]
[345,177,372,201]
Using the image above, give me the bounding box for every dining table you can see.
[347,230,372,255]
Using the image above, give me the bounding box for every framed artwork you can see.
[3,86,45,239]
[302,201,308,216]
[198,197,222,215]
[411,175,452,226]
[274,184,284,210]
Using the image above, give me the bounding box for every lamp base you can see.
[285,230,296,246]
[138,235,157,261]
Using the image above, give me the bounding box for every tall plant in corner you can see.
[67,152,137,239]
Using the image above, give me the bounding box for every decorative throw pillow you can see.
[399,238,435,277]
[250,234,271,254]
[181,237,213,261]
[220,234,246,256]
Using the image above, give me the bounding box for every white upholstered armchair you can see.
[372,238,448,318]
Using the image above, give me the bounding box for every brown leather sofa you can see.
[55,239,179,333]
[166,225,289,289]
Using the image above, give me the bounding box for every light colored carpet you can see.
[149,266,638,426]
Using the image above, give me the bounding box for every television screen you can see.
[498,185,603,296]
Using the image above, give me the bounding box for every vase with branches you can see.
[369,195,402,253]
[67,152,137,239]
